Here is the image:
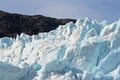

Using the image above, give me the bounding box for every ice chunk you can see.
[0,37,13,48]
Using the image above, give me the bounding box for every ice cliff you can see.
[0,18,120,80]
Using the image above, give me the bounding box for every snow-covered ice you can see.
[0,18,120,80]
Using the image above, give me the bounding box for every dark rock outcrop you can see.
[0,10,76,38]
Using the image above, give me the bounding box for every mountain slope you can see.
[0,10,76,37]
[0,18,120,80]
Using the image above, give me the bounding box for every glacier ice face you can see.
[0,18,120,80]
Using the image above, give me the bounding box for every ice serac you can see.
[0,18,120,80]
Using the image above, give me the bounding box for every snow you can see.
[0,18,120,80]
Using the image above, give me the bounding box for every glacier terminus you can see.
[0,18,120,80]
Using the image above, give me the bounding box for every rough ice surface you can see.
[0,18,120,80]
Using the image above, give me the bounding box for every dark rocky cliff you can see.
[0,10,76,38]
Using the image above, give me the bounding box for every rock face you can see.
[0,10,76,38]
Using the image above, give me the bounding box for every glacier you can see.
[0,18,120,80]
